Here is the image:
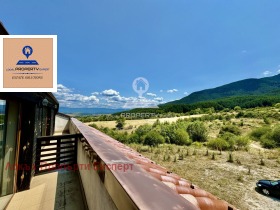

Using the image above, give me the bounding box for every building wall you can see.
[69,121,138,210]
[54,113,70,134]
[77,140,118,210]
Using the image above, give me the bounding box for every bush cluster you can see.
[250,126,280,148]
[208,124,250,151]
[93,120,208,146]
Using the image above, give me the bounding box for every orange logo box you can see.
[2,36,57,91]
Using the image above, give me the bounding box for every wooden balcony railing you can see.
[35,133,82,175]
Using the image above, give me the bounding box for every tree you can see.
[128,133,140,144]
[187,121,208,142]
[135,124,153,136]
[116,117,126,130]
[207,138,229,151]
[173,129,192,145]
[143,131,165,146]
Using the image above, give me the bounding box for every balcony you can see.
[5,170,86,210]
[4,114,236,210]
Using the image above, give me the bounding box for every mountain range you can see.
[166,74,280,105]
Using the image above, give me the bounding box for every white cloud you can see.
[146,92,157,97]
[183,91,188,95]
[57,84,72,93]
[54,84,166,109]
[101,89,120,96]
[107,95,128,102]
[154,97,163,102]
[167,89,178,93]
[160,90,163,92]
[122,97,165,109]
[263,71,272,76]
[277,69,280,74]
[54,84,99,108]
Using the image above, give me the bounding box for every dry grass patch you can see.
[128,144,280,210]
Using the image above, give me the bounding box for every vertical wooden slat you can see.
[35,138,41,174]
[74,136,78,164]
[56,138,61,168]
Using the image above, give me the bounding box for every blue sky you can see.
[1,0,280,108]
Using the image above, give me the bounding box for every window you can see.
[271,181,279,186]
[0,100,7,195]
[0,100,19,196]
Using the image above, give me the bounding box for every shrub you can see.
[153,119,161,127]
[227,152,234,163]
[207,138,229,151]
[135,124,153,136]
[220,124,241,135]
[243,111,256,118]
[234,106,241,111]
[173,129,192,145]
[128,133,140,144]
[116,117,126,130]
[178,154,184,160]
[271,126,280,146]
[250,126,271,141]
[274,103,280,108]
[235,136,250,149]
[235,111,244,118]
[143,131,165,146]
[263,117,271,125]
[219,132,236,149]
[211,152,215,160]
[89,123,98,129]
[260,133,277,149]
[140,146,149,152]
[191,141,203,148]
[187,121,208,142]
[250,126,280,148]
[159,124,175,144]
[114,132,129,143]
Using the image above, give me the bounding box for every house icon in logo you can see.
[23,46,32,58]
[135,78,147,92]
[16,45,39,65]
[132,77,149,97]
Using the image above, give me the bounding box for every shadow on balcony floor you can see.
[6,170,86,210]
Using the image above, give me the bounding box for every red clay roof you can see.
[72,118,236,210]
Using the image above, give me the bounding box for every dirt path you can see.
[86,114,205,130]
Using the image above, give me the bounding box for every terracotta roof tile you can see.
[73,119,237,210]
